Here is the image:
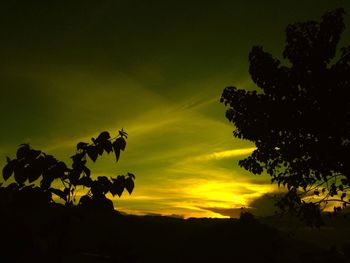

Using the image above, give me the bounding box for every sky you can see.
[1,0,350,218]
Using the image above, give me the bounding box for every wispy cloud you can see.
[191,147,256,162]
[0,67,270,219]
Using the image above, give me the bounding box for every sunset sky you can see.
[1,0,350,218]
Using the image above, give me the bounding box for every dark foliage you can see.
[1,130,135,212]
[221,8,350,225]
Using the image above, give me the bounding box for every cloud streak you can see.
[191,147,256,162]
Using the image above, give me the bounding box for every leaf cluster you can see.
[1,130,135,211]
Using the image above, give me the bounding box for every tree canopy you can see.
[221,8,350,225]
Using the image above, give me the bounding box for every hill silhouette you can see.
[2,203,349,263]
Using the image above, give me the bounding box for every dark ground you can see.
[1,204,350,263]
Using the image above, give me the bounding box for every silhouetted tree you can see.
[239,209,257,224]
[221,8,350,225]
[1,130,135,211]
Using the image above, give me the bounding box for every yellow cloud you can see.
[192,147,256,162]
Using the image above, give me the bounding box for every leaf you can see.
[96,131,110,141]
[93,132,112,156]
[113,147,120,162]
[112,138,126,162]
[79,176,92,187]
[71,152,85,163]
[86,145,98,162]
[110,176,125,197]
[72,157,87,172]
[78,195,92,207]
[119,129,128,138]
[97,176,112,194]
[77,142,89,151]
[16,144,30,159]
[96,144,104,156]
[30,149,41,158]
[97,176,110,184]
[14,166,27,184]
[2,160,15,181]
[102,140,113,153]
[43,155,58,169]
[91,180,103,196]
[27,165,42,183]
[69,170,81,186]
[125,176,134,194]
[114,137,126,151]
[56,161,68,173]
[48,163,66,180]
[40,176,54,190]
[127,172,135,180]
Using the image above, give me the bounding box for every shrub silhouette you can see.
[221,8,350,225]
[1,130,135,211]
[239,210,256,224]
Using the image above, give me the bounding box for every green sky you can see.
[1,0,350,218]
